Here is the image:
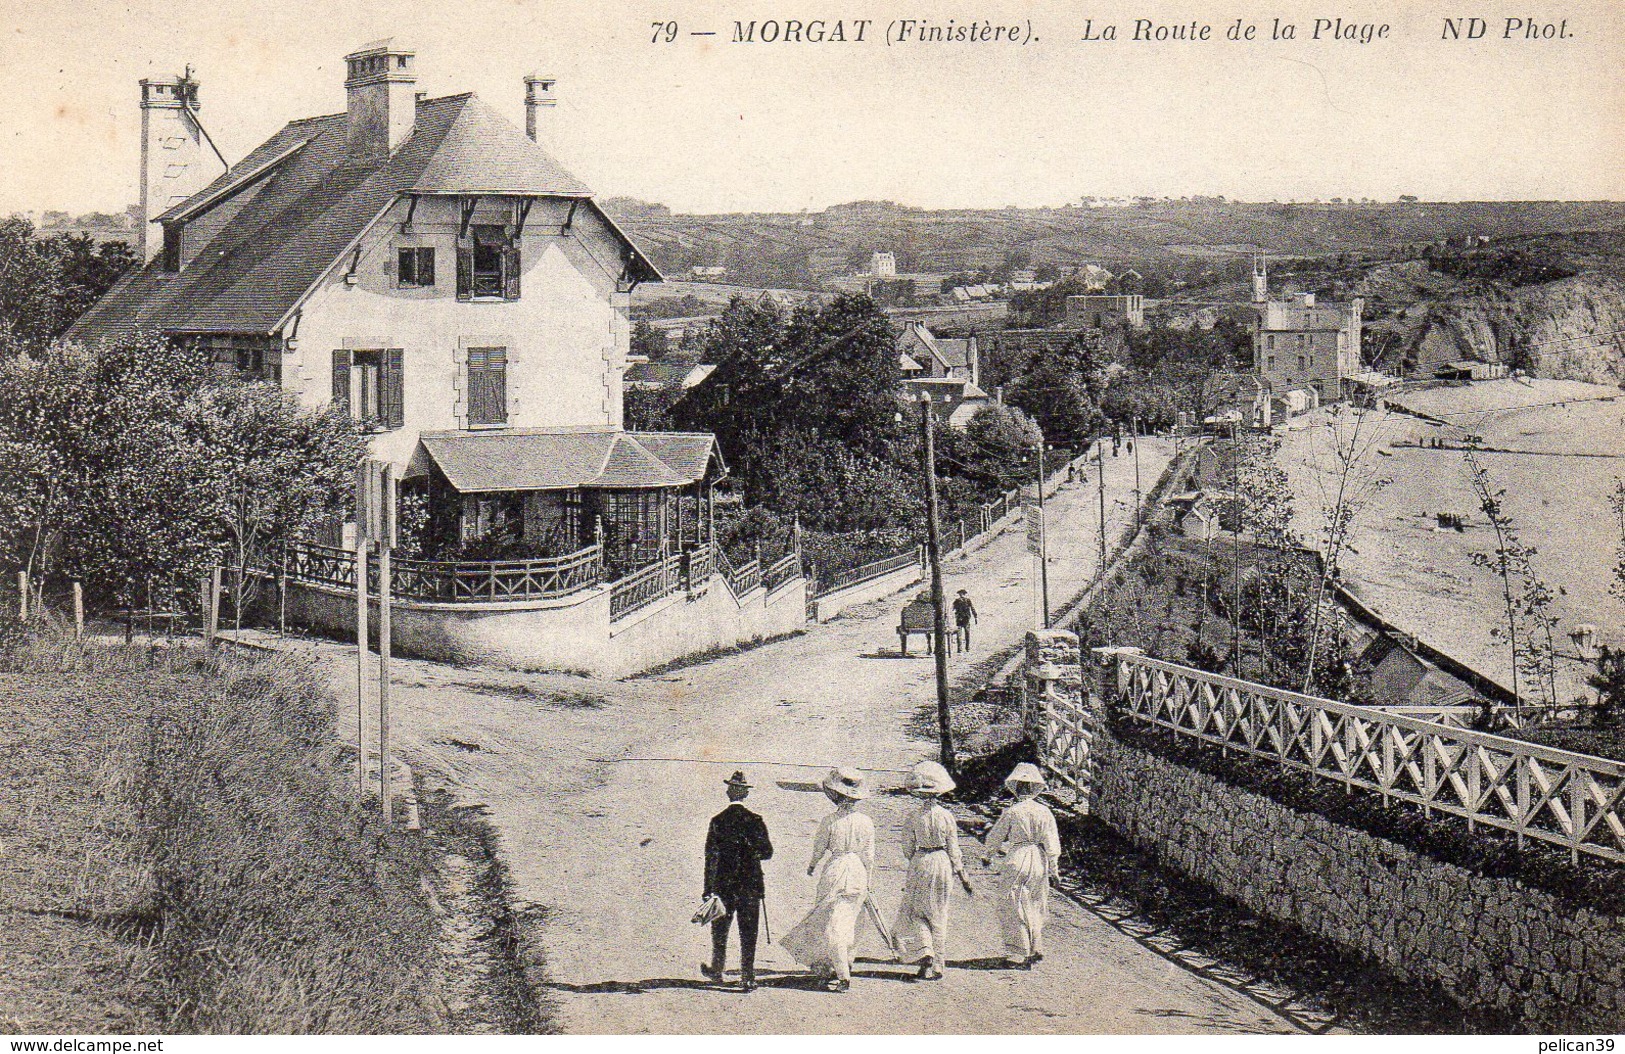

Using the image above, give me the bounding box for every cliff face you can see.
[1411,272,1625,385]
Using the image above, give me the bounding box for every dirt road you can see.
[304,438,1299,1033]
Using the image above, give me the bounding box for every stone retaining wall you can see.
[1093,731,1625,1032]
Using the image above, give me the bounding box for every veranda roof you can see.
[409,428,722,493]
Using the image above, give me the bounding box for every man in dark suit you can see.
[701,770,774,991]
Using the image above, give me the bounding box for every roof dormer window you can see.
[457,225,520,301]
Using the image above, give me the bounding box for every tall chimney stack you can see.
[344,40,417,160]
[524,74,557,150]
[138,71,210,263]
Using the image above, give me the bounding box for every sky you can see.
[1,0,1621,216]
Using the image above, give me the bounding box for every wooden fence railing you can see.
[806,445,1086,601]
[821,548,923,595]
[1110,652,1625,866]
[281,541,604,604]
[718,548,761,598]
[763,551,802,593]
[609,553,684,621]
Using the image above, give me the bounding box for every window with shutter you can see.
[460,226,521,301]
[331,350,352,414]
[335,350,401,431]
[383,349,404,428]
[471,226,505,298]
[466,346,508,427]
[456,246,474,300]
[502,245,521,300]
[397,247,435,288]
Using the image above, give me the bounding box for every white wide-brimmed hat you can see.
[907,760,956,796]
[822,767,870,800]
[1005,762,1048,792]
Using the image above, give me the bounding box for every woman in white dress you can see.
[892,760,973,981]
[779,767,876,992]
[981,763,1061,968]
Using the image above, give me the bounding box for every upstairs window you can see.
[397,247,435,288]
[195,335,280,385]
[466,346,508,427]
[457,225,521,301]
[331,348,404,430]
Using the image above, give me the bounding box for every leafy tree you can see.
[624,378,685,432]
[1004,332,1107,448]
[0,335,361,611]
[0,218,134,351]
[1101,371,1183,432]
[960,403,1042,492]
[1589,645,1625,727]
[677,293,906,500]
[631,320,669,361]
[186,382,364,616]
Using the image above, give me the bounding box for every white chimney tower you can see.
[524,74,557,151]
[138,72,211,263]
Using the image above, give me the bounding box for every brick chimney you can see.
[344,40,417,160]
[524,74,556,151]
[138,72,209,263]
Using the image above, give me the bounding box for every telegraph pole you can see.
[919,393,956,776]
[1036,438,1050,627]
[377,464,396,828]
[1132,416,1143,528]
[354,460,370,804]
[1096,429,1109,576]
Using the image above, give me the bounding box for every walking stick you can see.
[761,897,772,945]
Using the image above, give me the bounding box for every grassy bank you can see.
[0,626,446,1033]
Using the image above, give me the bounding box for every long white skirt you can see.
[997,844,1050,960]
[892,849,952,963]
[780,853,873,978]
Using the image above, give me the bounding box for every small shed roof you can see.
[410,429,722,492]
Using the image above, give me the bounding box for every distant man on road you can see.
[952,589,978,652]
[702,771,774,991]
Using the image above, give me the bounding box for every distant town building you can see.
[1079,263,1115,292]
[870,251,897,277]
[688,266,728,281]
[1253,291,1363,400]
[1065,294,1144,329]
[625,361,716,391]
[896,320,990,427]
[1201,372,1271,430]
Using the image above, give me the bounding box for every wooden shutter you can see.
[383,349,404,429]
[419,248,435,288]
[456,246,473,300]
[467,347,507,426]
[331,350,351,415]
[502,245,521,300]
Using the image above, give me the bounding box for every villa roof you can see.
[410,429,722,492]
[67,93,656,345]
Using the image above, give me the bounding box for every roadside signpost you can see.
[355,458,398,824]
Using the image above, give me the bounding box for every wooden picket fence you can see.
[1106,651,1625,866]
